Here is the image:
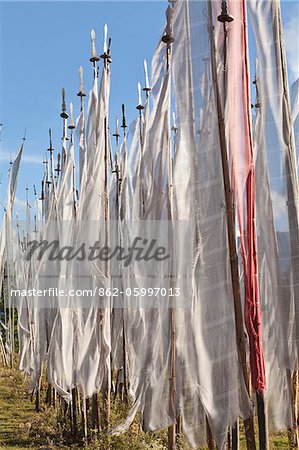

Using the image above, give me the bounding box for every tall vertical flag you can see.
[216,0,266,393]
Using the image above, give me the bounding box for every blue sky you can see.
[0,1,166,212]
[0,1,298,217]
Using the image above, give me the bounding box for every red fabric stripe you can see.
[216,0,266,393]
[241,0,266,394]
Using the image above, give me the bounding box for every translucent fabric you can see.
[248,0,299,372]
[10,1,298,447]
[213,0,266,393]
[253,89,293,430]
[171,1,252,448]
[0,221,6,318]
[113,33,174,434]
[247,0,299,432]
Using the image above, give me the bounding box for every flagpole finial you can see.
[39,179,45,201]
[55,153,61,176]
[77,66,87,97]
[100,25,112,64]
[47,128,54,154]
[143,59,151,94]
[68,103,76,130]
[60,88,68,119]
[48,128,54,152]
[90,29,100,62]
[45,158,52,185]
[113,117,120,139]
[253,58,261,109]
[33,214,38,234]
[217,1,234,23]
[136,82,145,111]
[121,103,127,135]
[103,24,108,53]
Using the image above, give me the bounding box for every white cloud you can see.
[14,198,27,211]
[0,150,41,165]
[23,154,42,164]
[271,191,288,231]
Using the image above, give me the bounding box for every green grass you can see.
[0,366,61,449]
[0,366,170,449]
[0,365,294,449]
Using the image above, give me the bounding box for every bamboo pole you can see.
[72,387,78,436]
[167,134,176,443]
[161,4,176,449]
[45,384,52,406]
[122,327,128,403]
[91,392,100,432]
[168,142,176,450]
[207,2,256,449]
[88,31,103,436]
[287,370,299,449]
[52,388,56,408]
[252,59,270,450]
[256,392,269,450]
[11,297,14,368]
[206,418,217,449]
[102,113,111,431]
[69,399,74,435]
[232,420,239,450]
[121,112,129,404]
[240,0,269,445]
[113,122,129,405]
[136,87,146,219]
[5,211,13,368]
[0,333,8,367]
[101,41,111,432]
[2,266,8,349]
[35,375,42,412]
[227,426,232,449]
[82,395,88,443]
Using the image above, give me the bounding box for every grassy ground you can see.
[0,366,63,449]
[0,365,293,449]
[0,366,170,449]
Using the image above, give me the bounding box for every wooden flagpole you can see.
[6,196,13,369]
[89,29,101,435]
[208,1,256,449]
[232,420,239,450]
[100,31,112,432]
[161,3,177,449]
[241,1,269,446]
[120,106,129,403]
[68,102,77,216]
